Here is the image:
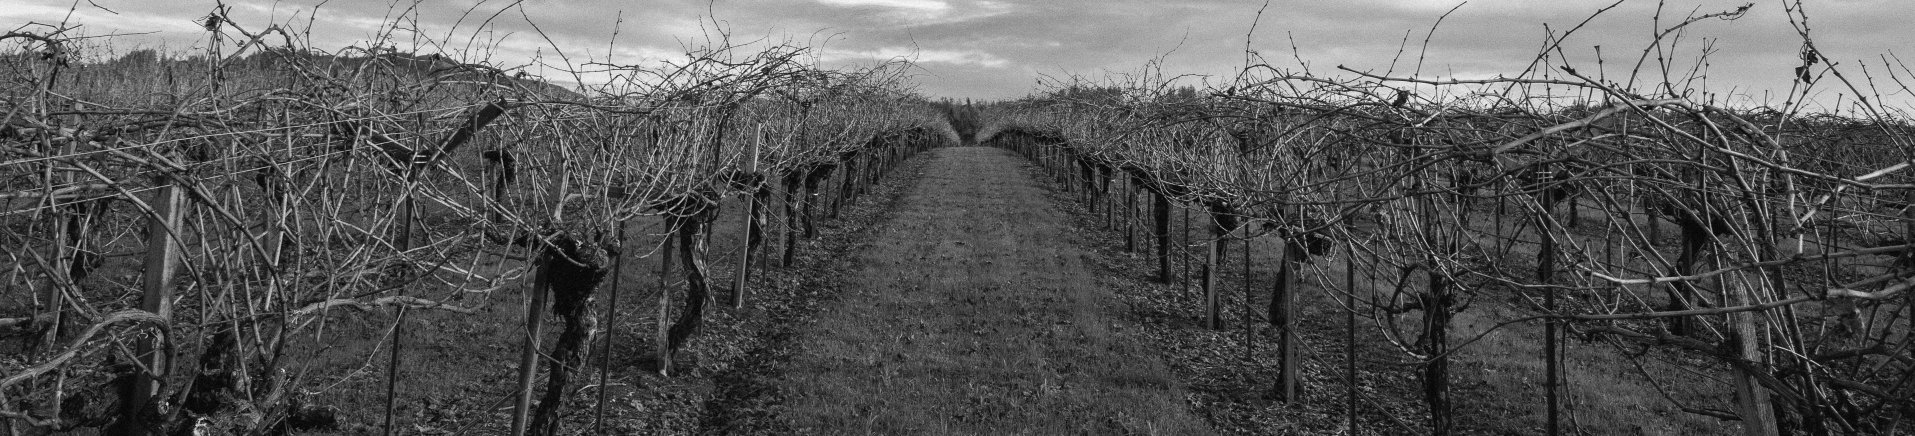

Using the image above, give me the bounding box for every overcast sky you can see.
[6,0,1911,109]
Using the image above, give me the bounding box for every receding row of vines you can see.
[983,3,1911,435]
[1,6,956,435]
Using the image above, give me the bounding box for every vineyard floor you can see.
[293,144,933,435]
[749,146,1213,434]
[1033,167,1740,434]
[288,146,1735,435]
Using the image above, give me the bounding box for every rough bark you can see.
[802,164,836,239]
[665,200,718,356]
[1203,203,1240,330]
[530,235,611,436]
[1422,271,1454,436]
[782,171,802,267]
[1125,178,1137,252]
[1271,240,1300,401]
[1154,190,1171,284]
[655,230,675,376]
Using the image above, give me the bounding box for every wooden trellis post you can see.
[733,134,760,309]
[1537,205,1562,436]
[594,222,627,433]
[1182,205,1192,295]
[384,186,414,435]
[1243,229,1255,359]
[510,251,550,436]
[657,230,677,376]
[1125,177,1137,252]
[1203,217,1222,330]
[1727,272,1779,436]
[1344,243,1359,435]
[126,175,185,433]
[1154,189,1171,284]
[1423,270,1455,436]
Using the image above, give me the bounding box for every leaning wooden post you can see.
[43,205,72,422]
[125,174,185,433]
[1727,271,1779,436]
[484,149,515,223]
[384,187,415,436]
[656,228,677,376]
[510,248,551,436]
[732,134,761,309]
[593,222,628,433]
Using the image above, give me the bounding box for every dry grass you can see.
[774,147,1211,435]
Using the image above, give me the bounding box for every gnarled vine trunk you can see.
[665,200,718,357]
[528,234,611,436]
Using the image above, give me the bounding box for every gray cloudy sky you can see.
[6,0,1911,108]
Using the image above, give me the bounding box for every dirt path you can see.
[768,147,1210,435]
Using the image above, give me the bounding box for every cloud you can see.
[4,0,1910,106]
[826,46,1008,68]
[816,0,950,13]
